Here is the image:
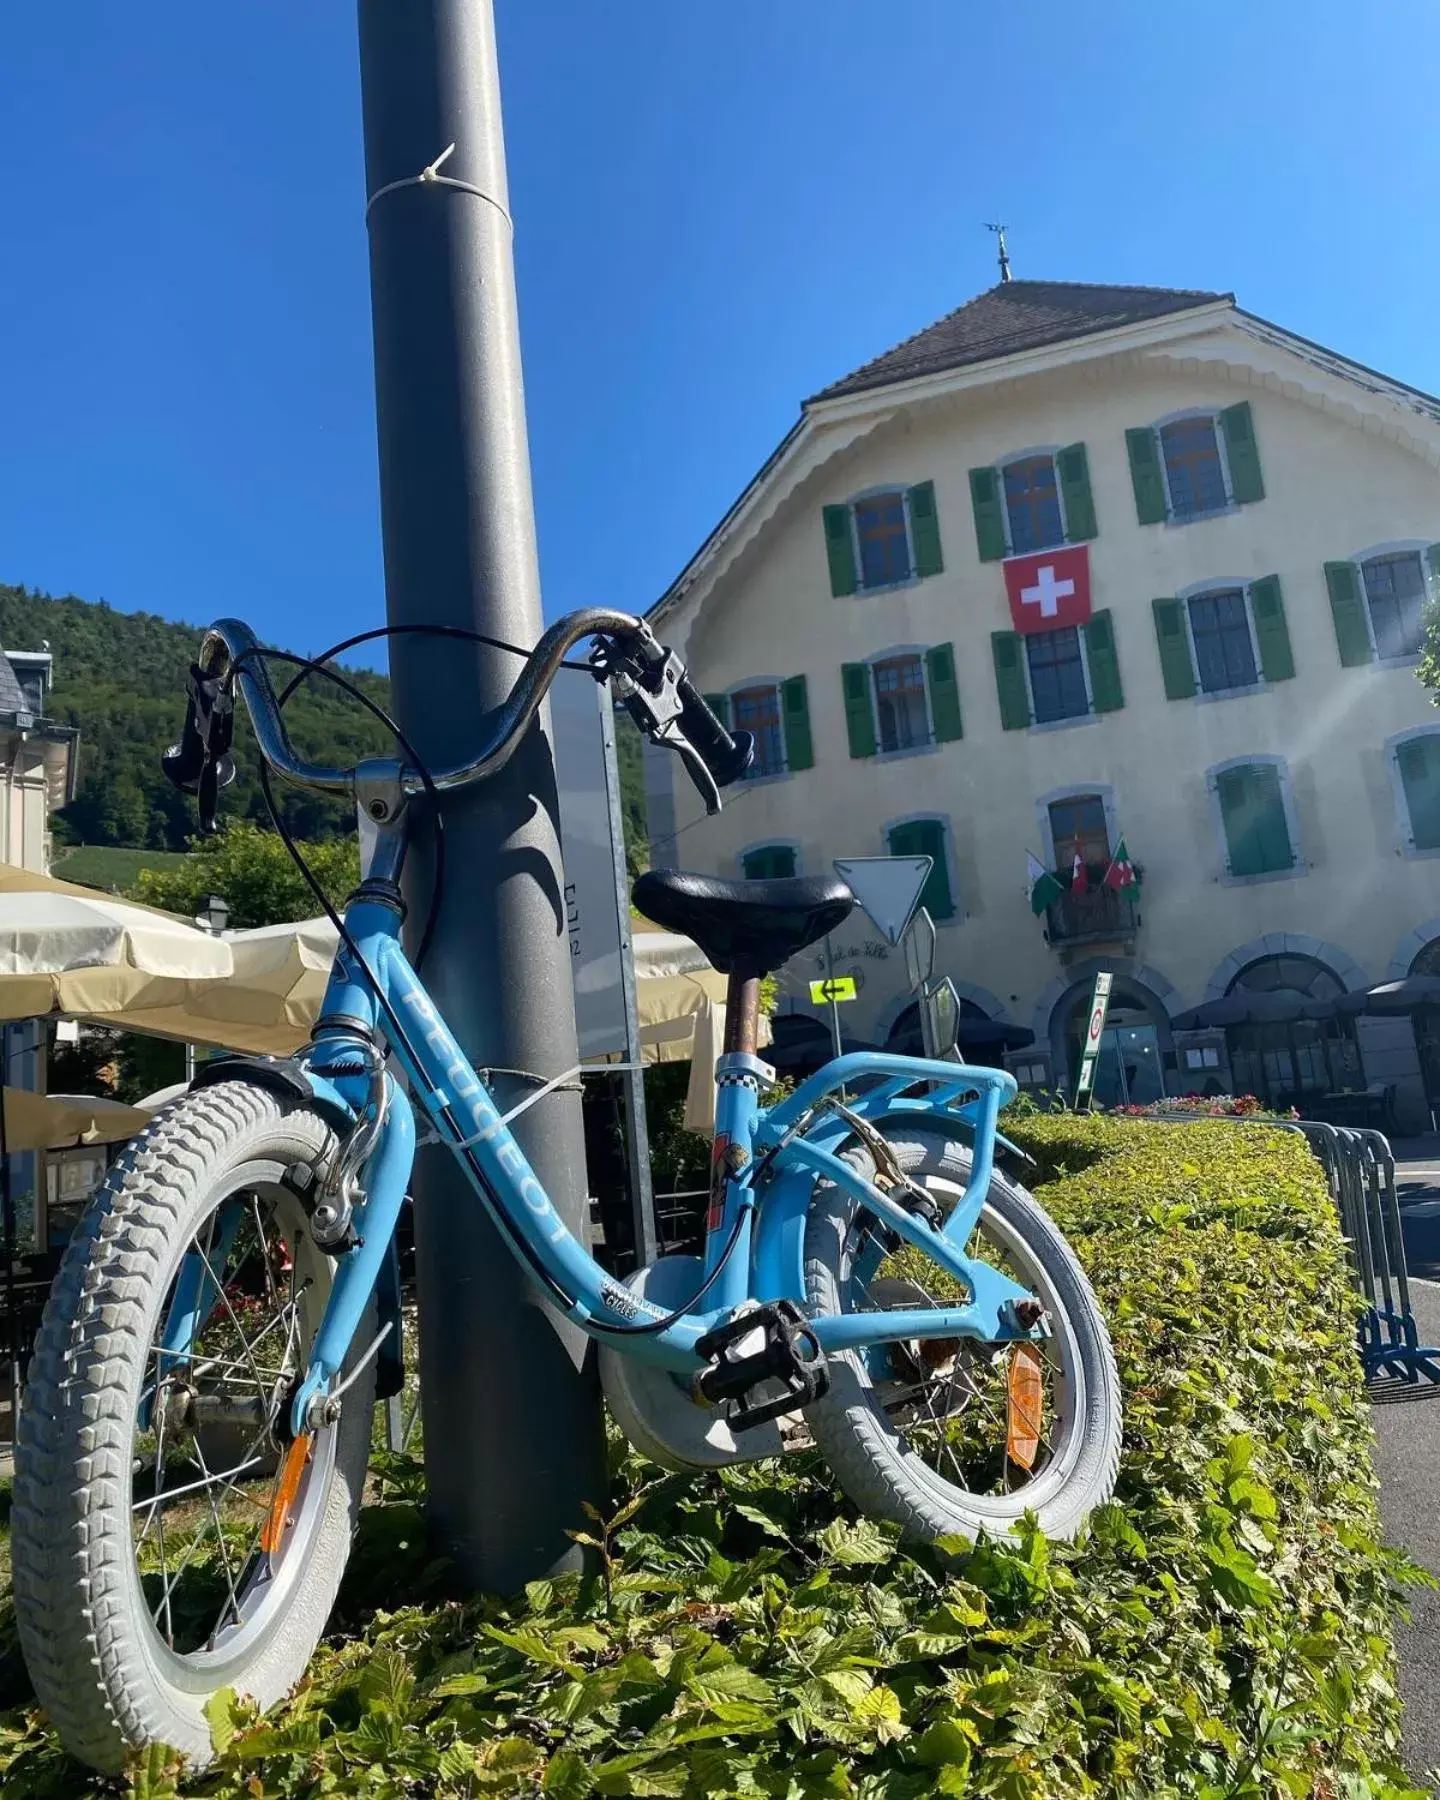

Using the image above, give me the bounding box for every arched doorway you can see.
[1054,977,1170,1106]
[1223,954,1359,1108]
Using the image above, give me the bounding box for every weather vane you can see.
[985,222,1011,284]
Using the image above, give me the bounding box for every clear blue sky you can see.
[2,1,1436,668]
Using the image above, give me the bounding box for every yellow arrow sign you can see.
[809,976,857,1004]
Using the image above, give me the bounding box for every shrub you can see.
[0,1118,1425,1797]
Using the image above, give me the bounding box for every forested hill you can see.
[0,586,393,849]
[0,586,649,864]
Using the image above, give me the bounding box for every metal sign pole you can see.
[356,0,605,1590]
[823,935,843,1061]
[1075,971,1114,1111]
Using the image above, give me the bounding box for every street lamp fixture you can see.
[195,893,231,937]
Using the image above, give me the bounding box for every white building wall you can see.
[653,325,1440,1121]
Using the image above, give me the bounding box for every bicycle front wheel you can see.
[804,1129,1120,1543]
[12,1082,376,1774]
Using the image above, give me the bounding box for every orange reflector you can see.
[261,1433,312,1555]
[1005,1345,1045,1472]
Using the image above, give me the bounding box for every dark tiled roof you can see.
[0,646,33,716]
[810,279,1232,403]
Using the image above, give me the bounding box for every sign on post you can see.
[920,976,961,1060]
[1074,971,1114,1109]
[833,857,932,947]
[902,907,936,994]
[809,976,857,1005]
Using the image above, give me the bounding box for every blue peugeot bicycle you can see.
[11,608,1120,1772]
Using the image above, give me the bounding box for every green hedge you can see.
[0,1118,1426,1797]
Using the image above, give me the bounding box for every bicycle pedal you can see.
[693,1299,829,1432]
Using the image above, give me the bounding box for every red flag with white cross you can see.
[1003,544,1092,635]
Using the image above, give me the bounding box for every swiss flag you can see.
[1003,543,1092,636]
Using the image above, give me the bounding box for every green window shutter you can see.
[841,662,877,758]
[1249,574,1294,682]
[1125,426,1168,525]
[743,845,796,881]
[1057,442,1097,542]
[924,643,963,743]
[1220,401,1265,505]
[991,631,1030,729]
[1083,609,1124,713]
[1399,737,1440,850]
[703,691,731,728]
[907,480,944,579]
[822,504,858,597]
[968,466,1007,562]
[1151,598,1197,700]
[888,819,954,920]
[780,675,813,772]
[1251,764,1292,872]
[1324,561,1372,667]
[1427,543,1440,592]
[1217,763,1291,877]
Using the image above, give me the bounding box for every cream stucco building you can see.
[644,280,1440,1128]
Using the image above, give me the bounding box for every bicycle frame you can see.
[261,889,1040,1436]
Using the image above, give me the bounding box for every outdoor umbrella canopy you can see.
[1358,977,1440,1015]
[0,863,231,1021]
[1171,990,1339,1029]
[0,1088,155,1152]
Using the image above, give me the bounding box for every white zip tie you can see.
[365,141,514,230]
[415,1063,585,1149]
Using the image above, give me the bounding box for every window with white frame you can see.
[1187,587,1259,693]
[1003,455,1065,555]
[730,684,785,777]
[1025,627,1089,723]
[1160,416,1228,519]
[1362,551,1428,660]
[853,492,912,589]
[871,653,930,752]
[1127,402,1264,527]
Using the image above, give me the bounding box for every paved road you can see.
[1373,1144,1440,1788]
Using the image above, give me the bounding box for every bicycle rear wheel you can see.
[804,1129,1120,1543]
[12,1082,376,1774]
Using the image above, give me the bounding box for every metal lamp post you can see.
[355,0,606,1591]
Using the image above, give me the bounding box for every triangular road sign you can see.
[833,856,932,947]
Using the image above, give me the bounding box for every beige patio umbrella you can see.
[0,1088,155,1152]
[0,863,231,1021]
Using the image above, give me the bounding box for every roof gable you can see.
[0,645,33,716]
[810,279,1230,403]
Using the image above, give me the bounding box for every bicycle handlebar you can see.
[163,606,751,829]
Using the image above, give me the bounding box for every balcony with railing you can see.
[1044,878,1141,954]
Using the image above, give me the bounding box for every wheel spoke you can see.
[128,1184,330,1662]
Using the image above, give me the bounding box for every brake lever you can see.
[160,663,237,834]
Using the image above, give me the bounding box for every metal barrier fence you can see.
[1162,1114,1440,1389]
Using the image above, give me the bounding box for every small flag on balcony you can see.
[1071,850,1088,896]
[1103,836,1137,890]
[1027,851,1063,917]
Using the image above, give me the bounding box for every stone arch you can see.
[1203,933,1367,1001]
[1390,919,1440,980]
[1030,956,1181,1042]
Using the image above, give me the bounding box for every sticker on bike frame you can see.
[707,1134,731,1235]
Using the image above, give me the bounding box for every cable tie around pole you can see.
[413,1064,585,1151]
[365,140,514,230]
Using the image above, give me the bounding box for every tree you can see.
[128,819,359,928]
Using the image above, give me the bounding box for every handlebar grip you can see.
[676,675,754,788]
